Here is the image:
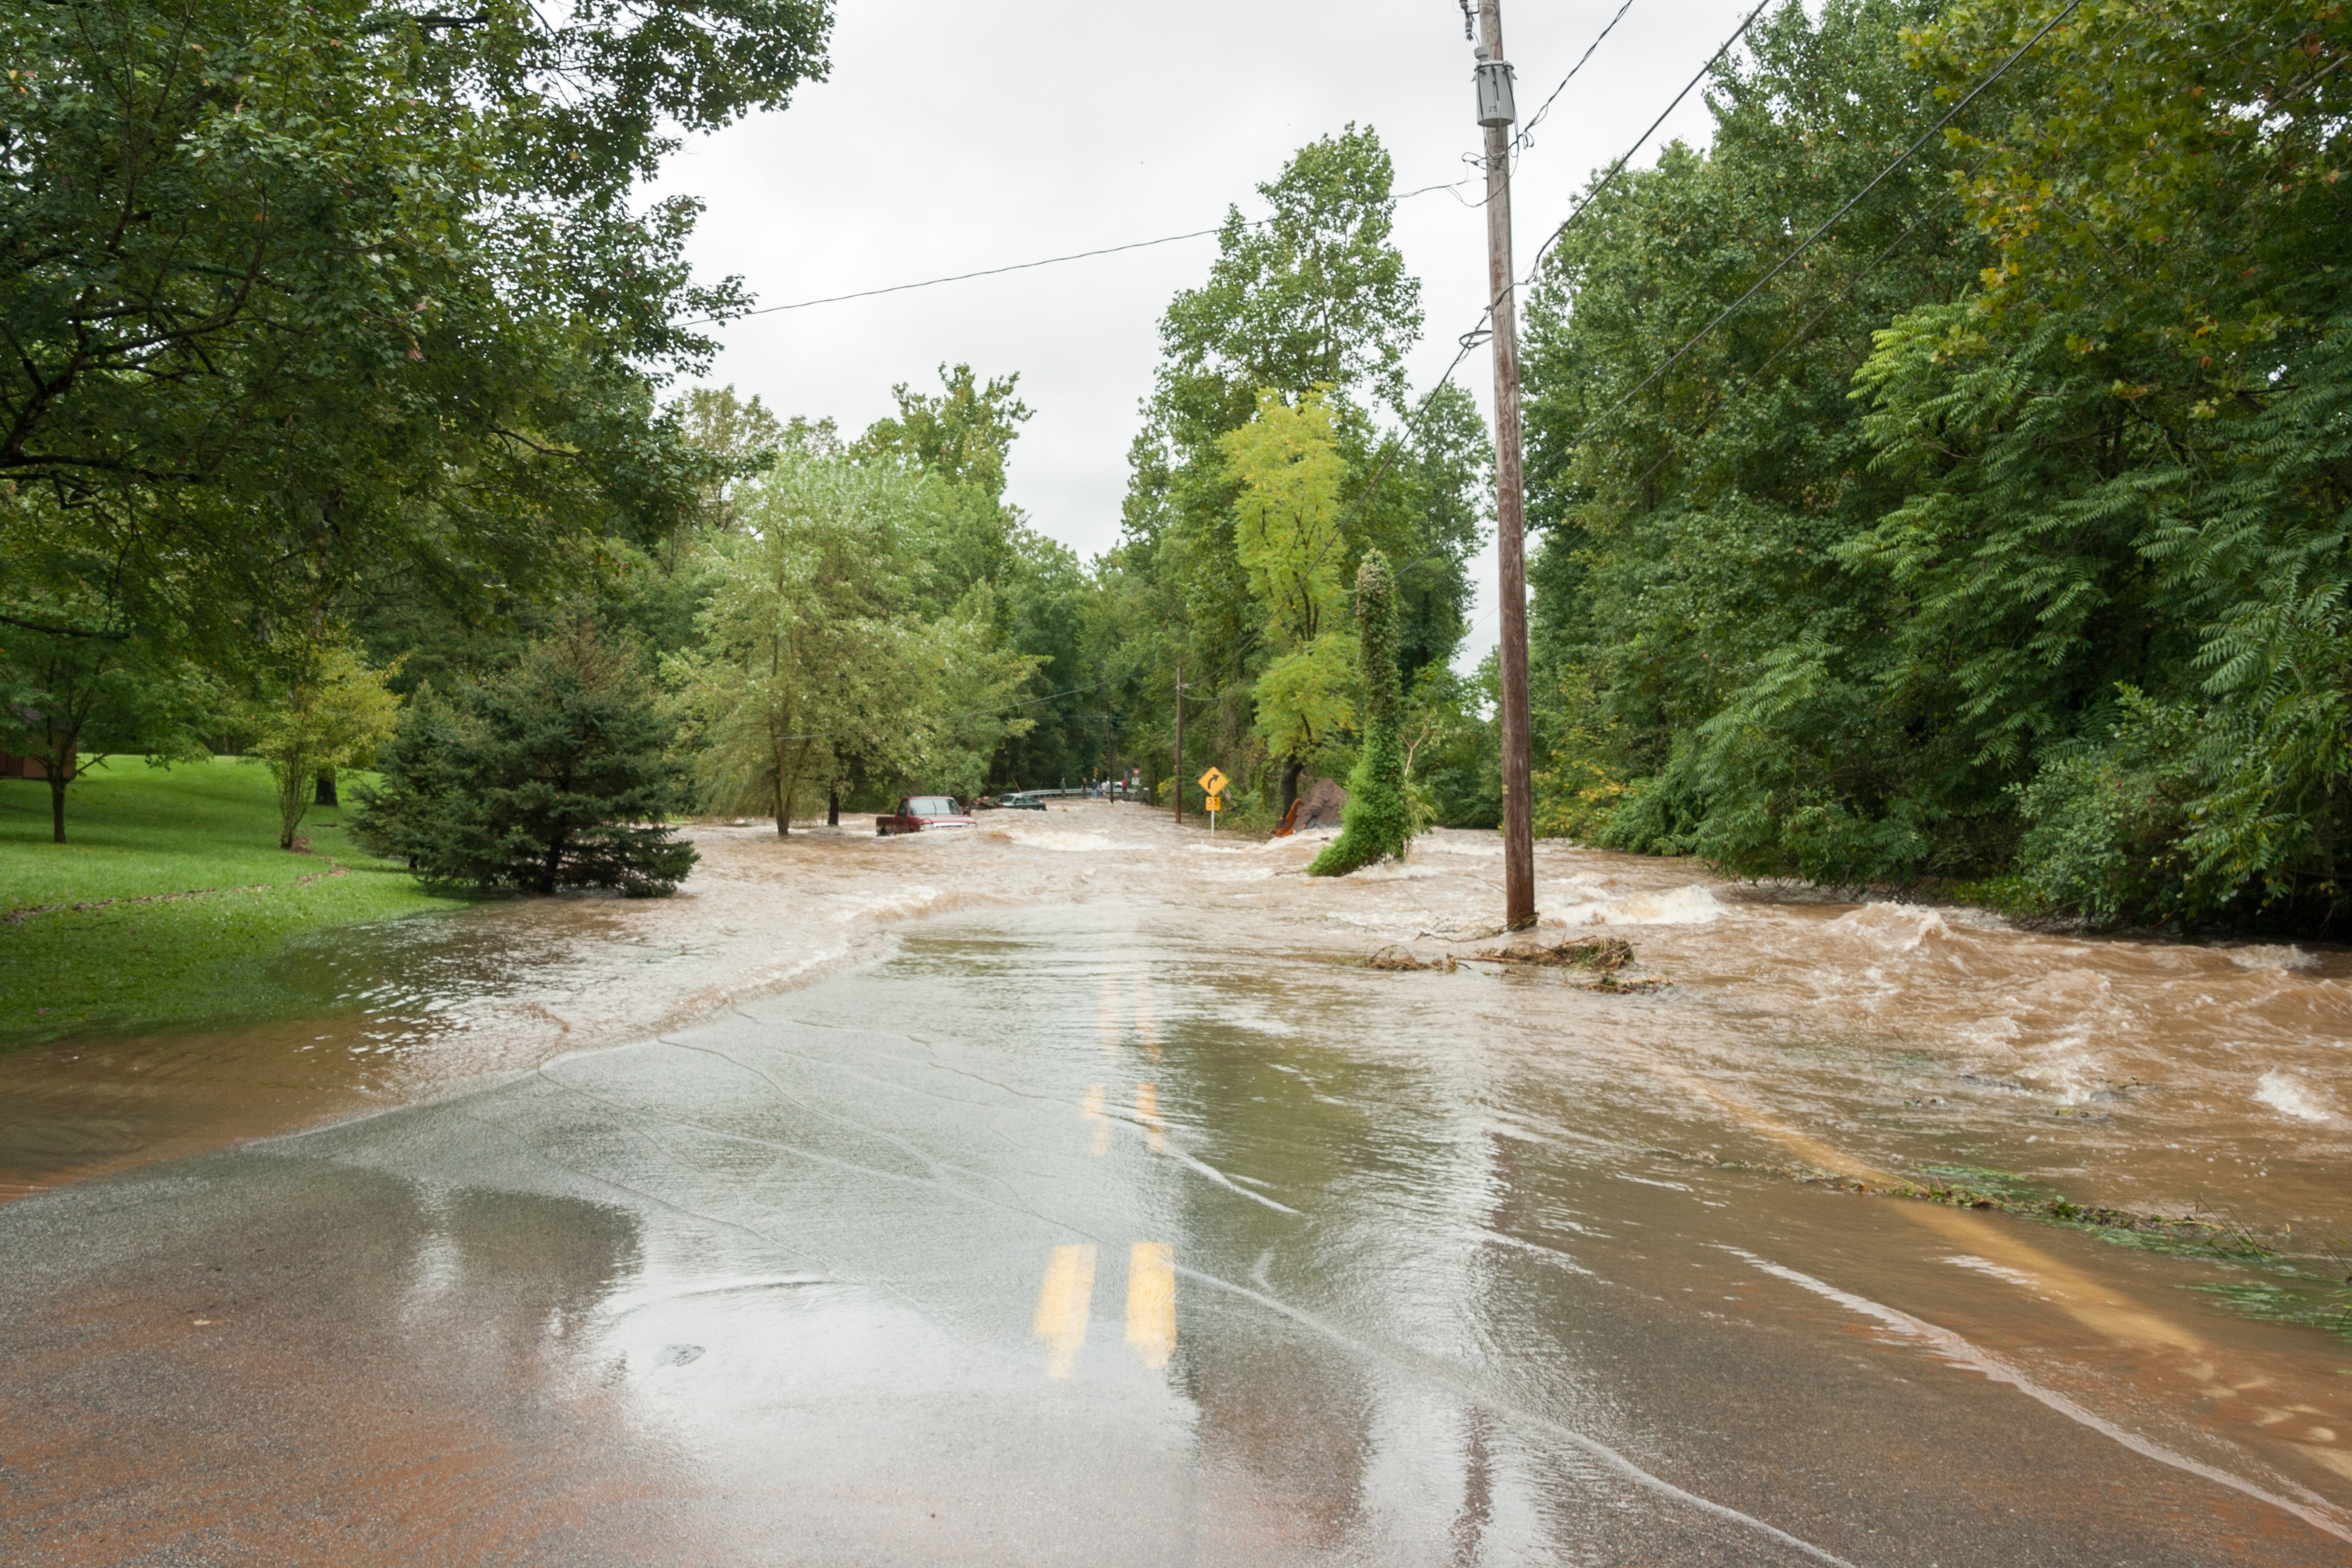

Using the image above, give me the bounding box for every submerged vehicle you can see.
[875,796,976,835]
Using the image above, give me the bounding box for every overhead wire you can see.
[687,178,1477,326]
[1609,0,2318,495]
[1513,0,1639,151]
[1296,0,1769,568]
[1524,0,1775,280]
[1582,0,2088,430]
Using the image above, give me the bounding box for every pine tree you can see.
[358,623,697,896]
[1312,550,1413,875]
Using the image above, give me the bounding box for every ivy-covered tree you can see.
[1312,550,1411,875]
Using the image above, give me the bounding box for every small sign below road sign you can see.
[1197,766,1229,796]
[1205,794,1223,814]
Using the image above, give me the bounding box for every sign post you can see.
[1197,767,1229,835]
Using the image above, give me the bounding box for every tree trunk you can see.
[1280,756,1306,818]
[827,780,840,827]
[48,765,67,844]
[315,767,338,806]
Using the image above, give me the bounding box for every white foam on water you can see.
[2254,1070,2335,1124]
[1824,903,1952,952]
[2227,944,2319,971]
[1557,885,1725,927]
[1418,834,1504,857]
[1353,861,1449,881]
[1942,1254,2045,1291]
[1004,829,1112,853]
[832,886,944,924]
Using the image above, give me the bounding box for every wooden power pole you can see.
[1172,664,1186,825]
[1476,0,1538,930]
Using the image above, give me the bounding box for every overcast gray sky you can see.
[652,0,1754,671]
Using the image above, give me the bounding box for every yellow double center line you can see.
[1032,1242,1176,1377]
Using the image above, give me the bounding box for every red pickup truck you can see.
[875,795,976,835]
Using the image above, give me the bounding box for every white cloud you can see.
[651,0,1748,671]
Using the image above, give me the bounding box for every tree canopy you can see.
[1519,0,2352,927]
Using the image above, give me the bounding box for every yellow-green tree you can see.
[1222,390,1354,814]
[249,642,402,850]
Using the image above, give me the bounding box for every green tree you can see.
[667,455,1038,829]
[359,623,696,895]
[0,587,212,843]
[855,364,1034,503]
[2,0,829,654]
[1109,127,1448,809]
[1312,551,1411,875]
[1223,391,1354,812]
[1519,0,1996,884]
[247,642,402,850]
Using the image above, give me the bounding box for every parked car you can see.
[875,796,976,835]
[972,792,1048,812]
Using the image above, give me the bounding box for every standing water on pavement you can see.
[2,800,2347,1564]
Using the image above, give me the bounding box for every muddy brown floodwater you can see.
[2,802,2347,1565]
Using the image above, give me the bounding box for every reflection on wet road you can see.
[5,897,2348,1564]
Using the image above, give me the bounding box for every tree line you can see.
[1521,0,2350,929]
[10,0,2342,926]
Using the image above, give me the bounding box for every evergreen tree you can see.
[358,624,696,895]
[1312,551,1411,875]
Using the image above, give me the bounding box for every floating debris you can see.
[1359,946,1455,972]
[1459,936,1668,991]
[1474,936,1635,972]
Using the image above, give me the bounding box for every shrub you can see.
[356,624,697,896]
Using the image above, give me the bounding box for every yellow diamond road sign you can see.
[1197,766,1229,797]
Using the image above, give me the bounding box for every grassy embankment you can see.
[0,757,460,1045]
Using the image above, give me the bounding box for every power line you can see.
[1289,0,1774,558]
[1514,0,1638,150]
[690,178,1475,326]
[1587,0,2088,427]
[1525,0,1774,279]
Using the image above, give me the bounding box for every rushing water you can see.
[2,805,2347,1562]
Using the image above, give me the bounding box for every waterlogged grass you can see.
[2188,1279,2352,1341]
[0,757,459,1043]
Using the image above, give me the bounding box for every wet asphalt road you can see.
[3,904,2347,1566]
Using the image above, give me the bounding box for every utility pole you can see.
[1172,664,1187,825]
[1475,0,1538,931]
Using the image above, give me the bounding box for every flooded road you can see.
[2,805,2348,1564]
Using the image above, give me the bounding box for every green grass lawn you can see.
[0,757,462,1044]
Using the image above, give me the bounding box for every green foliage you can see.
[1518,0,2352,924]
[1312,550,1412,874]
[0,586,215,842]
[1102,128,1488,815]
[1,0,828,669]
[359,623,697,895]
[664,453,1039,826]
[854,364,1033,502]
[246,641,403,851]
[1405,659,1501,832]
[1223,390,1357,785]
